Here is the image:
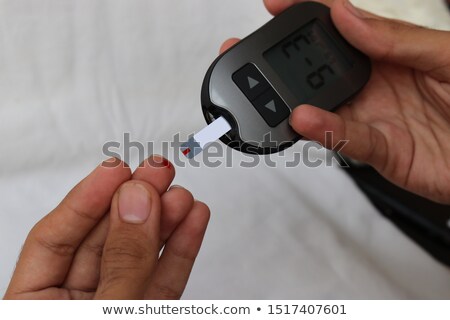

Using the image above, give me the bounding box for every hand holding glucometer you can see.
[184,0,450,204]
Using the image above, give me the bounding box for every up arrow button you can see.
[232,64,270,101]
[247,76,259,89]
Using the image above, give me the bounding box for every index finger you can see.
[264,0,379,19]
[6,158,131,295]
[264,0,333,16]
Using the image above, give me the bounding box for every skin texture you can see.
[4,156,210,300]
[222,0,450,204]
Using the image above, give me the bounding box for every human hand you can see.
[4,156,210,299]
[221,0,450,204]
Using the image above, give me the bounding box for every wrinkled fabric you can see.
[0,0,449,299]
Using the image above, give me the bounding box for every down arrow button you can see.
[265,100,277,112]
[252,89,291,127]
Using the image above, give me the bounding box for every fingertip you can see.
[117,183,153,225]
[96,157,133,190]
[101,157,129,169]
[171,186,195,206]
[191,201,211,230]
[98,157,132,181]
[133,155,176,195]
[331,0,376,56]
[160,187,195,241]
[264,0,294,16]
[162,187,195,222]
[116,180,161,211]
[330,0,357,30]
[195,201,210,217]
[113,180,162,215]
[290,105,326,135]
[95,158,132,192]
[62,158,132,221]
[140,154,174,171]
[99,157,131,174]
[290,105,348,148]
[219,38,240,54]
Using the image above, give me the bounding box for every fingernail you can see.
[169,184,185,190]
[101,157,128,169]
[289,107,300,126]
[119,184,151,224]
[344,0,365,18]
[146,155,172,169]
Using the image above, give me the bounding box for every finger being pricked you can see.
[133,155,175,195]
[4,158,131,299]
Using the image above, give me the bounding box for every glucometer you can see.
[182,1,371,158]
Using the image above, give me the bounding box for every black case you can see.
[341,157,450,267]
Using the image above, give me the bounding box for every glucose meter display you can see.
[264,19,352,101]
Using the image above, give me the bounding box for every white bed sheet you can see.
[1,0,449,299]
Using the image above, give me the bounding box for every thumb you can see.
[290,104,388,168]
[95,181,161,300]
[331,0,450,72]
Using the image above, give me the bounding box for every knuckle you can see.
[152,283,182,300]
[81,242,105,258]
[98,270,135,294]
[370,19,402,60]
[167,245,196,262]
[61,200,100,223]
[100,244,154,290]
[31,228,77,257]
[102,234,155,270]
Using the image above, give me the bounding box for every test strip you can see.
[181,116,232,159]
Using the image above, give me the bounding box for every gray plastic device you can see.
[201,1,371,154]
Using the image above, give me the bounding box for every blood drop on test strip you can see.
[181,116,232,159]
